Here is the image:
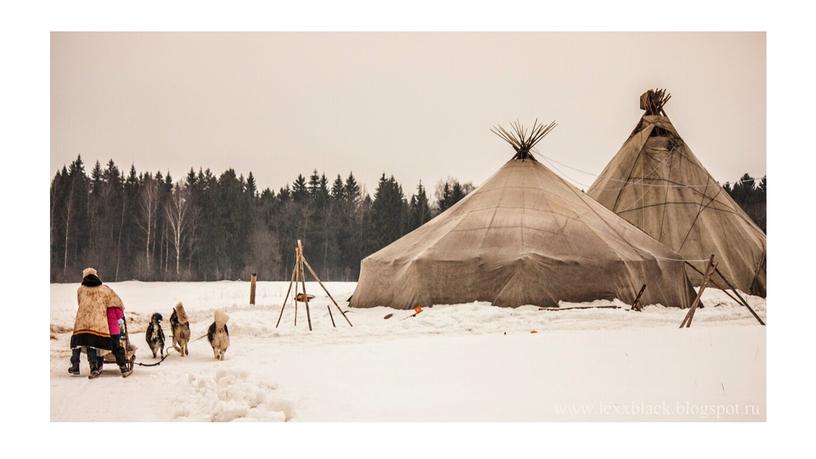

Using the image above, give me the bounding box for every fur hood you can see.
[214,309,229,328]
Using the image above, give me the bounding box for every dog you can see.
[170,302,191,356]
[145,313,166,358]
[207,310,230,361]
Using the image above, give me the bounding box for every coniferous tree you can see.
[434,178,473,215]
[724,173,766,232]
[344,173,364,279]
[63,156,90,278]
[408,182,432,232]
[50,167,68,280]
[370,174,407,251]
[50,159,488,282]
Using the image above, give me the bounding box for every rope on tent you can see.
[679,181,724,251]
[536,152,756,191]
[541,155,755,234]
[540,157,711,263]
[538,153,757,189]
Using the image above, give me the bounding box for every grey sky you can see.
[51,32,765,194]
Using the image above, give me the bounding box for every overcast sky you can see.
[51,32,765,194]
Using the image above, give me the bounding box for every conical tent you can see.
[587,90,766,296]
[350,121,698,309]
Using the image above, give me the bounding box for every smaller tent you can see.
[350,120,698,309]
[588,90,766,296]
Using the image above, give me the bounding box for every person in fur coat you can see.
[68,267,126,378]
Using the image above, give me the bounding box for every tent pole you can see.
[306,258,337,328]
[631,284,647,312]
[714,267,765,326]
[684,261,742,306]
[303,257,353,327]
[293,247,299,327]
[680,255,716,328]
[298,240,313,331]
[275,257,299,328]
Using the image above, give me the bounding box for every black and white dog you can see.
[145,313,166,359]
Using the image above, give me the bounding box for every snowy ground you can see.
[50,281,766,421]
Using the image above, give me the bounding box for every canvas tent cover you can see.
[587,97,766,297]
[350,157,697,309]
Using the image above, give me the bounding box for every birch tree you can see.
[164,182,197,278]
[137,175,159,274]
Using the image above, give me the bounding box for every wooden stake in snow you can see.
[631,284,647,312]
[274,240,353,330]
[250,273,257,306]
[680,254,716,328]
[275,259,298,328]
[298,240,313,331]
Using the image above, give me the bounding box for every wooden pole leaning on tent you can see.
[631,284,647,312]
[680,254,717,328]
[275,255,299,328]
[683,260,765,326]
[713,266,766,326]
[684,261,742,305]
[250,273,257,306]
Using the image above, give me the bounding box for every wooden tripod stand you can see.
[275,240,353,331]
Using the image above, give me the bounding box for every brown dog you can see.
[170,302,191,356]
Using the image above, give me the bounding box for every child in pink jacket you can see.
[106,306,132,377]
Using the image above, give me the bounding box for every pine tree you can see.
[436,182,452,213]
[370,174,407,252]
[50,167,68,281]
[408,181,432,231]
[292,174,308,202]
[330,175,345,200]
[50,157,482,282]
[63,156,90,279]
[724,173,766,232]
[246,172,258,199]
[435,178,472,215]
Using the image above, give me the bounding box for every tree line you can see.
[50,156,474,283]
[724,173,767,232]
[51,157,765,283]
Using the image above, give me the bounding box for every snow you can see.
[50,281,766,421]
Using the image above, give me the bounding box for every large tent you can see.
[587,90,766,296]
[350,121,698,309]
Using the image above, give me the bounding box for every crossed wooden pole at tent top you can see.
[275,240,353,331]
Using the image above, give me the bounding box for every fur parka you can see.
[70,282,124,351]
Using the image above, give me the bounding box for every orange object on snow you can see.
[295,293,315,302]
[414,305,423,315]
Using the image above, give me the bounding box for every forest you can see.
[50,156,764,283]
[50,156,473,283]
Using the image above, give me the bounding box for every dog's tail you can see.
[174,302,189,324]
[214,309,229,328]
